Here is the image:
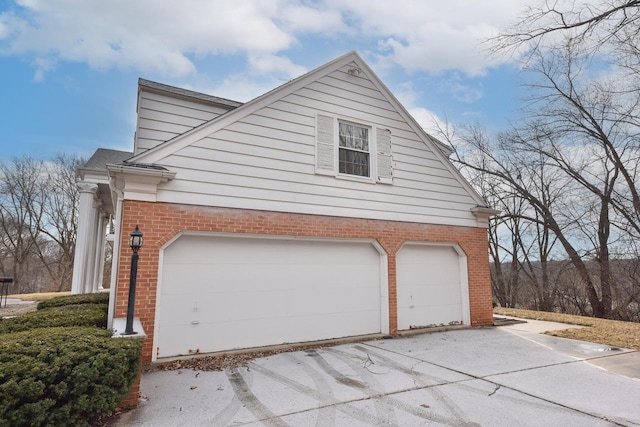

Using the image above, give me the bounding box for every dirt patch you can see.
[148,336,385,373]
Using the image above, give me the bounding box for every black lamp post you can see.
[123,225,143,335]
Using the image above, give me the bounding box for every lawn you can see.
[7,291,71,301]
[494,307,640,351]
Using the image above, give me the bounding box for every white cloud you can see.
[247,53,307,78]
[206,74,282,103]
[440,73,484,103]
[331,0,530,76]
[277,2,347,35]
[392,81,451,137]
[408,106,451,138]
[31,56,56,81]
[0,0,533,82]
[1,0,295,78]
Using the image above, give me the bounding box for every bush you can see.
[0,304,108,335]
[37,292,110,310]
[0,327,141,427]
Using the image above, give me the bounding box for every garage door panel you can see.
[159,307,381,355]
[161,284,381,325]
[400,285,463,306]
[163,263,378,295]
[161,269,380,298]
[397,244,465,330]
[157,235,383,358]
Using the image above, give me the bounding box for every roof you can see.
[139,78,243,109]
[82,148,133,171]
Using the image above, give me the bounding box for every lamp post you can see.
[123,225,143,335]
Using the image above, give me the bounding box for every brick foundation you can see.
[117,374,140,410]
[115,201,494,363]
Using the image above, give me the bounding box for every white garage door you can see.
[155,234,384,358]
[396,244,469,330]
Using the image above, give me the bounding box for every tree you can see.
[0,158,46,292]
[0,155,84,293]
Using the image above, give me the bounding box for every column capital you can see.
[77,181,99,194]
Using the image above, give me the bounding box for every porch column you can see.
[93,213,108,292]
[71,182,98,294]
[83,199,100,293]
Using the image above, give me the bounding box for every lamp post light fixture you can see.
[123,225,143,335]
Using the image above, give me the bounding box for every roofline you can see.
[138,78,243,110]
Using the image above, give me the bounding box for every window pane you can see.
[339,148,370,177]
[339,123,369,151]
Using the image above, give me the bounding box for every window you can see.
[338,122,370,177]
[315,113,393,183]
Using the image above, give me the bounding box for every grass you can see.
[494,307,640,351]
[7,291,71,301]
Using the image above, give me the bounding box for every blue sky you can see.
[0,0,531,162]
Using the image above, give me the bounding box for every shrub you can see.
[0,304,107,335]
[37,292,110,310]
[0,327,141,427]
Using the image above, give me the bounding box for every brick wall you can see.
[116,201,493,363]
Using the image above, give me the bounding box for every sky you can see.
[0,0,534,162]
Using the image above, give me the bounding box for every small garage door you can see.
[396,244,468,330]
[155,234,384,358]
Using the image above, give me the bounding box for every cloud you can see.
[332,0,530,76]
[247,53,307,78]
[31,56,56,81]
[392,81,451,137]
[0,0,295,78]
[440,73,484,103]
[0,0,531,81]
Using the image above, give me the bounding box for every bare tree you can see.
[0,157,47,292]
[492,1,640,70]
[38,154,84,291]
[0,155,84,293]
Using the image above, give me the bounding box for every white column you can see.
[107,191,124,329]
[92,213,107,292]
[82,199,100,293]
[71,182,98,294]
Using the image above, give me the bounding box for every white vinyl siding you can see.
[134,90,235,155]
[151,62,480,227]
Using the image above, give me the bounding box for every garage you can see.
[154,233,386,359]
[396,243,469,330]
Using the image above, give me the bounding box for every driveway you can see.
[115,320,640,426]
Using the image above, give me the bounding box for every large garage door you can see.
[155,234,384,358]
[396,244,468,330]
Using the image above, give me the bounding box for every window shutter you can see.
[316,114,335,175]
[376,127,393,183]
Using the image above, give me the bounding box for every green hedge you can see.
[37,292,110,310]
[0,327,141,427]
[0,304,108,335]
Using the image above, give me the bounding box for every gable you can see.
[124,52,489,227]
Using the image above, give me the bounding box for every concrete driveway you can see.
[116,321,640,426]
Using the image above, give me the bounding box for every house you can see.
[74,51,497,364]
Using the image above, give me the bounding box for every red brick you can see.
[116,201,493,363]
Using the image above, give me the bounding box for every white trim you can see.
[152,231,389,361]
